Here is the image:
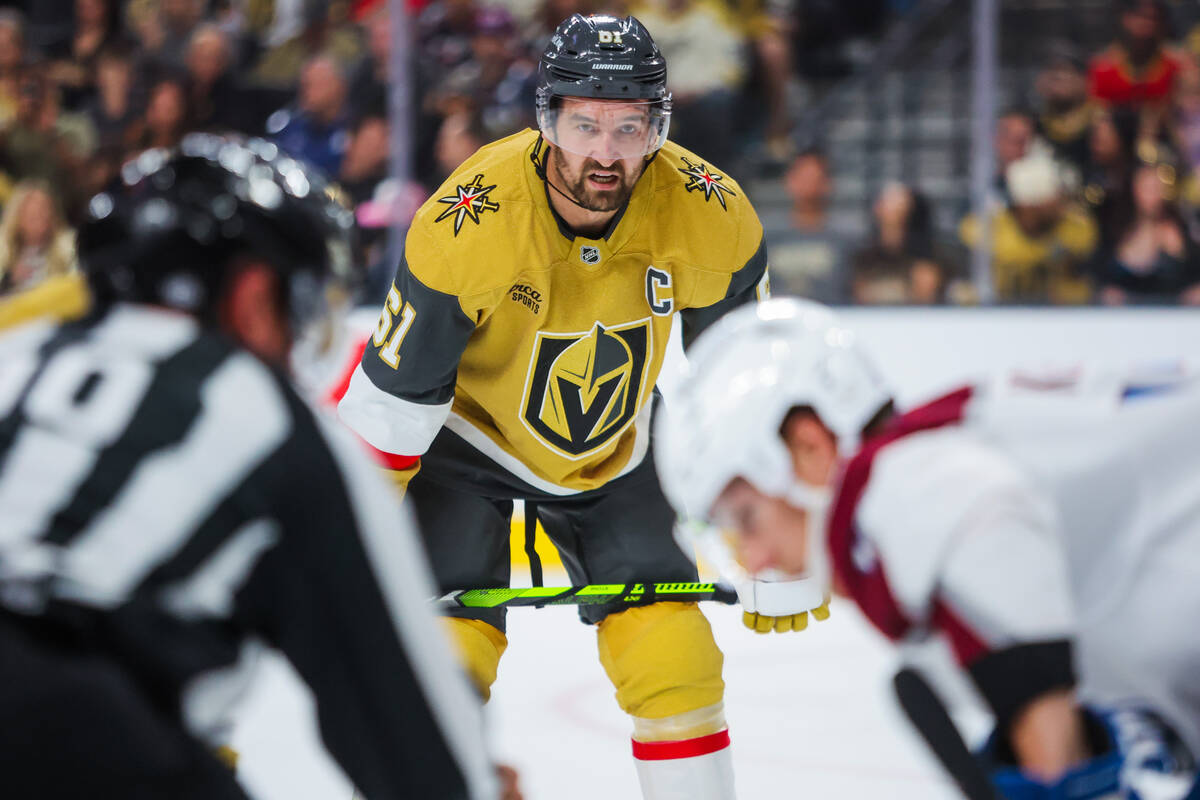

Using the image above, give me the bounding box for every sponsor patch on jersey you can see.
[678,156,736,210]
[520,320,651,459]
[434,173,500,235]
[580,245,602,265]
[510,283,543,314]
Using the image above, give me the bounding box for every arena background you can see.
[2,0,1198,797]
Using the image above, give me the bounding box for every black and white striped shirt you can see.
[0,304,497,800]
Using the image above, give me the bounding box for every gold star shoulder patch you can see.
[435,173,501,235]
[678,156,736,210]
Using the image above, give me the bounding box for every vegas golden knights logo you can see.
[521,320,650,459]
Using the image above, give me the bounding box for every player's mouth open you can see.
[588,172,620,188]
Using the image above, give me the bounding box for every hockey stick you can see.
[437,581,738,610]
[893,667,1001,800]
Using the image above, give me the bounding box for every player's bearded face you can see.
[551,145,644,212]
[545,99,655,212]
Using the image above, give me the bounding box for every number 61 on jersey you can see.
[373,285,416,368]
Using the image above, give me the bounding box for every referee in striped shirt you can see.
[0,135,517,800]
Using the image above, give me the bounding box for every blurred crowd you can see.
[2,0,1198,306]
[772,0,1200,306]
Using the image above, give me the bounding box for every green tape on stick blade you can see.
[576,584,630,596]
[654,582,716,593]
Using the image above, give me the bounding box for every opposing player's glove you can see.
[735,573,830,634]
[980,704,1197,800]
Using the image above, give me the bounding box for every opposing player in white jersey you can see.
[654,298,1199,799]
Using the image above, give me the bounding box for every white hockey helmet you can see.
[654,297,891,524]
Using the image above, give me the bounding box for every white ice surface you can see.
[232,307,1200,798]
[231,592,973,800]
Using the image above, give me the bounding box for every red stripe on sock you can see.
[631,731,730,761]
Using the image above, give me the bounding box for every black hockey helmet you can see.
[536,14,671,159]
[79,134,358,338]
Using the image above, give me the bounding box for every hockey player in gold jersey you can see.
[338,15,824,799]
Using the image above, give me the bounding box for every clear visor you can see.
[538,98,670,161]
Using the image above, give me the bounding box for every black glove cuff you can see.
[967,639,1076,734]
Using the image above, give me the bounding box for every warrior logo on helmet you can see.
[521,320,651,458]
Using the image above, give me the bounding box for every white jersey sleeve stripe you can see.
[337,364,452,456]
[60,354,291,605]
[160,518,282,619]
[0,308,200,559]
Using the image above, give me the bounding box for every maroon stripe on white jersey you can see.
[827,387,975,644]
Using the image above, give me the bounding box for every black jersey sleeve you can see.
[237,401,496,800]
[680,237,768,352]
[338,251,479,460]
[360,253,477,405]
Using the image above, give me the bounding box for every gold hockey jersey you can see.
[339,129,768,494]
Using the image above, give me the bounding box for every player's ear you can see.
[220,259,289,365]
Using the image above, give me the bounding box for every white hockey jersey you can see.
[827,366,1200,753]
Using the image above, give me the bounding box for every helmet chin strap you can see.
[544,171,599,211]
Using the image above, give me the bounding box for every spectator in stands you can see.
[340,114,391,206]
[86,45,138,152]
[185,23,262,134]
[525,0,599,54]
[742,4,794,161]
[1,69,96,216]
[960,153,1098,304]
[1172,67,1200,178]
[78,143,124,203]
[45,0,122,111]
[0,11,25,131]
[348,4,391,119]
[0,179,77,294]
[994,108,1037,205]
[151,0,209,72]
[467,7,537,138]
[1170,69,1200,230]
[1093,161,1200,304]
[433,109,487,185]
[130,75,191,152]
[246,0,362,90]
[417,0,481,80]
[850,182,948,305]
[267,53,352,175]
[767,149,851,303]
[630,0,747,168]
[1088,0,1184,143]
[430,7,535,145]
[1083,108,1140,245]
[1036,42,1098,176]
